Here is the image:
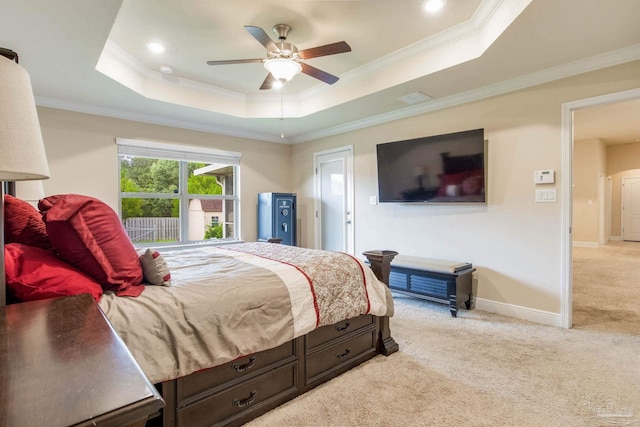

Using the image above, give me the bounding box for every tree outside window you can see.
[119,157,238,244]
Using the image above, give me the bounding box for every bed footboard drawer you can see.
[176,340,297,405]
[306,314,374,349]
[305,329,377,384]
[176,362,298,427]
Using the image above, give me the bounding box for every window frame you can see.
[116,138,241,246]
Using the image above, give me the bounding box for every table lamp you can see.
[15,180,45,208]
[0,51,50,306]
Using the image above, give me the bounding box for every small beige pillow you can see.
[138,249,172,286]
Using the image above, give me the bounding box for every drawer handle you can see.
[335,321,351,332]
[233,391,257,408]
[232,356,256,372]
[336,348,351,359]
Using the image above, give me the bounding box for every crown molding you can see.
[98,39,247,101]
[36,43,640,145]
[297,0,531,113]
[291,43,640,143]
[95,0,527,119]
[34,96,284,143]
[304,0,513,97]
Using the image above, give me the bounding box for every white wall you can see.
[573,138,606,245]
[572,140,640,243]
[291,61,640,320]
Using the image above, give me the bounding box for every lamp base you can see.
[1,183,6,306]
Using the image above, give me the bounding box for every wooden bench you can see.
[388,256,475,317]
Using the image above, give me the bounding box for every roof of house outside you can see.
[200,199,222,212]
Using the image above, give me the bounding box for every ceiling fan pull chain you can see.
[280,90,285,139]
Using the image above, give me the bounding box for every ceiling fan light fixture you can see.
[264,58,301,82]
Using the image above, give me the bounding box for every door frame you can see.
[561,87,640,328]
[313,145,355,253]
[598,173,606,245]
[621,176,640,241]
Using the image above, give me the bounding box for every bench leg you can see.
[449,295,458,317]
[464,294,473,310]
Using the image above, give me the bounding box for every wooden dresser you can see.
[158,314,382,427]
[0,294,164,427]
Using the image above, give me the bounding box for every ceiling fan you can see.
[206,24,351,90]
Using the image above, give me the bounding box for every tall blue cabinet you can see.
[257,192,297,246]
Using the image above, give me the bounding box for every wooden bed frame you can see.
[145,249,399,427]
[0,193,398,427]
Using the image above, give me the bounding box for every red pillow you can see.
[39,194,144,297]
[3,194,51,249]
[4,243,103,302]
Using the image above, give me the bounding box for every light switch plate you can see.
[535,189,556,203]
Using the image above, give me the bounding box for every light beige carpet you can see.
[573,241,640,334]
[245,244,640,426]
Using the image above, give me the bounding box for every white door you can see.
[314,146,354,253]
[622,177,640,241]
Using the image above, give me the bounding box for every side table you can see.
[0,294,164,427]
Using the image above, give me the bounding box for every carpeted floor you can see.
[572,241,640,334]
[245,243,640,426]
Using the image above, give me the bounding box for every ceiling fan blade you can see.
[207,58,264,65]
[259,73,277,90]
[244,26,280,53]
[298,41,351,59]
[300,63,339,85]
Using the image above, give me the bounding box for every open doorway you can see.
[563,89,640,329]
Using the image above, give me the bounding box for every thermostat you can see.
[534,170,555,184]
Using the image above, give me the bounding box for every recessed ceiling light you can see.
[146,41,165,54]
[159,65,173,75]
[424,0,445,13]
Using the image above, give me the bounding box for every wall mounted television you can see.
[376,128,486,203]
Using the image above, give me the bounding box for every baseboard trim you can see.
[572,241,599,248]
[475,298,562,327]
[609,235,622,241]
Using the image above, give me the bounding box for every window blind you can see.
[116,138,241,165]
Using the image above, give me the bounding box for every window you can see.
[117,139,241,245]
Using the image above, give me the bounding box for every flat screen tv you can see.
[376,128,486,203]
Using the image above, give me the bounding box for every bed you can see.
[2,193,399,427]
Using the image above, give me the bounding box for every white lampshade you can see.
[264,58,302,82]
[1,53,50,307]
[0,56,50,181]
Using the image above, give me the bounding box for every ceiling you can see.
[574,99,640,145]
[1,0,639,144]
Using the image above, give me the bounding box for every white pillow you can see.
[138,248,172,286]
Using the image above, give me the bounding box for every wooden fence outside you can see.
[123,217,180,243]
